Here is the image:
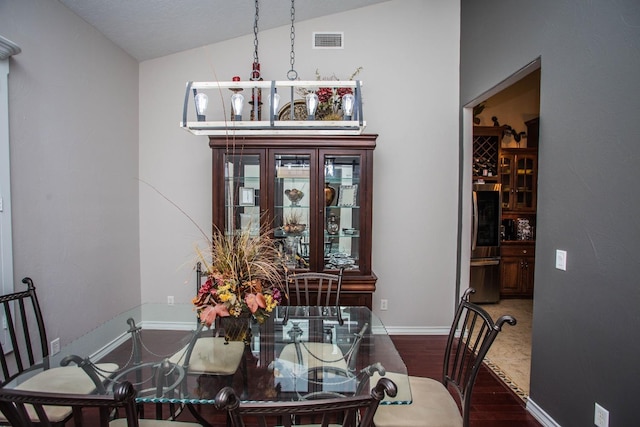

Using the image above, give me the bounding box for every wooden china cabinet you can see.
[209,134,377,309]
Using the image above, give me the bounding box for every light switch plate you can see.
[555,250,567,271]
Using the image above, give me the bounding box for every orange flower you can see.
[199,304,230,327]
[245,292,267,314]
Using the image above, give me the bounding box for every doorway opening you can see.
[463,58,541,400]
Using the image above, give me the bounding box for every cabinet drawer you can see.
[501,244,535,257]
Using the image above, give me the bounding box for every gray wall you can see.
[461,1,640,425]
[0,0,140,345]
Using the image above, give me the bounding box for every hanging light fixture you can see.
[180,0,366,135]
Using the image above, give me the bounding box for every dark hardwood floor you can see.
[80,334,541,426]
[391,336,541,427]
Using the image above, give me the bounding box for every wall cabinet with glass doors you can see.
[499,148,538,212]
[209,134,377,308]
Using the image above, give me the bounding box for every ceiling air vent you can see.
[313,32,344,49]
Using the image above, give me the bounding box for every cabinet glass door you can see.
[499,155,512,209]
[515,156,535,209]
[324,155,361,272]
[224,154,261,236]
[274,154,312,269]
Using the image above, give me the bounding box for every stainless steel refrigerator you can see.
[470,183,502,303]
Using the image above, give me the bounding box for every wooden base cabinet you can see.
[500,243,535,298]
[209,134,377,309]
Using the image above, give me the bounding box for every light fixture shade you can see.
[231,93,244,120]
[269,92,280,117]
[342,93,355,120]
[194,93,208,121]
[306,93,319,120]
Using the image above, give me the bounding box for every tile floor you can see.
[480,298,533,401]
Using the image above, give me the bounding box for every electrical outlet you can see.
[594,403,609,427]
[50,338,60,355]
[380,299,388,311]
[555,249,567,271]
[167,295,175,305]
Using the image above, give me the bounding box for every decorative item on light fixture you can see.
[306,92,319,120]
[250,62,263,121]
[194,92,208,121]
[342,93,355,120]
[231,93,244,121]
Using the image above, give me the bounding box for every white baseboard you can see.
[89,331,130,361]
[384,326,450,335]
[87,322,450,362]
[527,398,561,427]
[88,320,195,362]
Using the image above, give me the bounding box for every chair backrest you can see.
[0,278,50,386]
[215,377,397,427]
[443,288,517,426]
[283,270,344,326]
[285,270,343,307]
[0,380,140,427]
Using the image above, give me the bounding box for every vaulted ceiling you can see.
[59,0,391,61]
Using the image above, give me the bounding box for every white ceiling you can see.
[58,0,390,62]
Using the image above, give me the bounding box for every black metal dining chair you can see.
[0,380,139,427]
[0,380,199,426]
[215,376,397,427]
[0,278,119,426]
[283,269,344,325]
[373,288,517,427]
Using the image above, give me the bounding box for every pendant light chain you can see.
[250,0,262,120]
[251,0,260,80]
[287,0,298,80]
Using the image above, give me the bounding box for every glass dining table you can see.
[10,304,411,425]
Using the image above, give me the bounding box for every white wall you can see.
[139,0,461,329]
[0,0,140,345]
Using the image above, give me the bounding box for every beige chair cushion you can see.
[278,342,348,372]
[275,343,351,394]
[111,419,199,426]
[0,363,118,423]
[373,375,463,427]
[169,337,244,375]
